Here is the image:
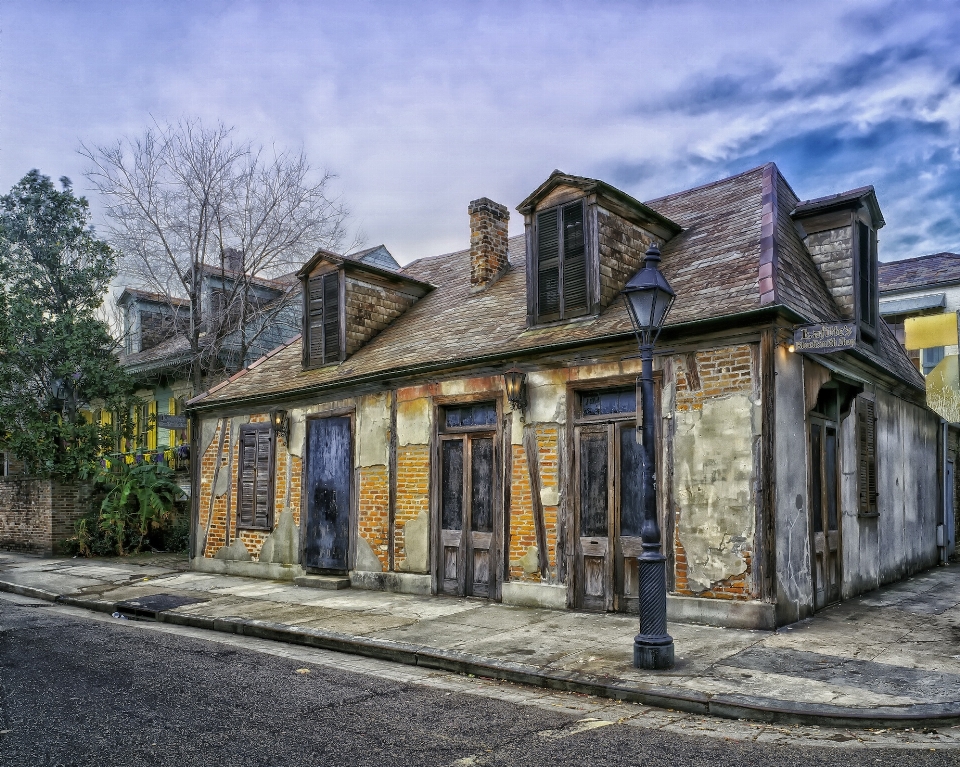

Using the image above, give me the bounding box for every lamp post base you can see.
[633,637,675,670]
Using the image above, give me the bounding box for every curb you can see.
[4,579,960,729]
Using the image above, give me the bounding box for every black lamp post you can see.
[621,243,675,670]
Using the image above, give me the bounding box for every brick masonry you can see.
[358,464,390,570]
[344,277,420,356]
[394,443,430,570]
[597,208,656,308]
[806,226,854,318]
[468,198,510,287]
[0,478,92,555]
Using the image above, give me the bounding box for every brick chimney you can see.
[469,197,509,288]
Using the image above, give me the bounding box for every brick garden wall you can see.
[0,478,92,555]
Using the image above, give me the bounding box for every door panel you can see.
[578,428,612,610]
[440,439,465,595]
[304,417,351,571]
[469,437,495,597]
[617,423,645,613]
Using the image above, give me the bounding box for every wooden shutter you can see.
[305,272,341,365]
[537,209,560,318]
[307,275,325,364]
[323,272,340,362]
[238,425,273,529]
[858,399,878,514]
[562,201,587,314]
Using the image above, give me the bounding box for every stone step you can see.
[294,574,351,591]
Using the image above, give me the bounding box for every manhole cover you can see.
[114,593,208,616]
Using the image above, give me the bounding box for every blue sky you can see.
[2,0,959,264]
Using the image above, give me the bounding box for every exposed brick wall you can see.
[508,443,538,581]
[597,208,656,308]
[344,277,419,356]
[394,443,430,569]
[806,226,854,318]
[199,418,231,557]
[0,478,92,555]
[536,424,560,574]
[359,464,390,570]
[675,344,754,412]
[674,526,753,600]
[468,198,509,287]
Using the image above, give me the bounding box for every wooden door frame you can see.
[430,392,504,599]
[300,408,357,573]
[807,412,842,609]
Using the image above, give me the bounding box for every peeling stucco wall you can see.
[674,392,759,594]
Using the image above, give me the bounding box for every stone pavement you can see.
[2,551,959,728]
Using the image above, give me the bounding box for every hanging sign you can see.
[793,322,857,353]
[157,414,188,429]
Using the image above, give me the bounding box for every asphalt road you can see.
[0,595,957,767]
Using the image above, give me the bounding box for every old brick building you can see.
[186,165,954,629]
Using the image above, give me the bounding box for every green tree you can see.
[0,170,136,479]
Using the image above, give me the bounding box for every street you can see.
[0,592,957,767]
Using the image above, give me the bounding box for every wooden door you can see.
[439,434,496,597]
[304,416,352,572]
[810,419,841,609]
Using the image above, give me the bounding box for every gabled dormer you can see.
[117,288,188,355]
[791,187,885,347]
[516,171,681,326]
[296,247,432,369]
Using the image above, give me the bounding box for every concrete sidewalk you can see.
[2,551,959,728]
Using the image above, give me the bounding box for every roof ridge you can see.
[643,163,767,206]
[879,251,960,267]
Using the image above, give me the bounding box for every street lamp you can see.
[621,243,675,670]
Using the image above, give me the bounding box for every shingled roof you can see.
[879,252,960,293]
[188,164,923,408]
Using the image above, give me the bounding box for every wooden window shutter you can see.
[562,201,587,314]
[537,208,560,317]
[305,272,341,365]
[323,272,340,362]
[238,425,273,529]
[858,399,878,514]
[307,275,325,364]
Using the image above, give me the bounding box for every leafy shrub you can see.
[66,460,185,556]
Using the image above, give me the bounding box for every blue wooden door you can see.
[304,416,351,571]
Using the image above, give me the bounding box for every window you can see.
[237,424,274,530]
[579,388,636,418]
[304,271,342,366]
[922,346,945,376]
[857,221,879,338]
[535,200,588,322]
[857,398,878,516]
[443,402,498,430]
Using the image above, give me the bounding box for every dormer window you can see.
[304,270,342,366]
[518,171,682,329]
[535,200,588,322]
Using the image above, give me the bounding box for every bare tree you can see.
[81,119,352,393]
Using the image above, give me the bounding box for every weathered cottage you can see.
[186,164,954,629]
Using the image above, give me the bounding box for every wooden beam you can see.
[522,424,550,580]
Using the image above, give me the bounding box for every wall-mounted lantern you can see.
[503,367,528,414]
[270,408,289,441]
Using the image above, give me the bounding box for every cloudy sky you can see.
[2,0,959,264]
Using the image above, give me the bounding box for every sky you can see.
[2,0,959,265]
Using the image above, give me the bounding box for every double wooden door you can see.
[575,421,647,612]
[809,417,842,609]
[439,433,498,598]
